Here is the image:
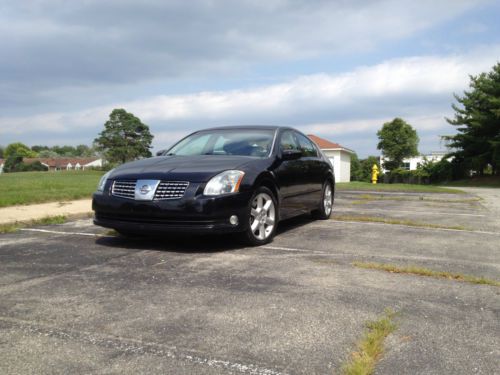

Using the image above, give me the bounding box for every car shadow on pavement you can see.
[94,214,315,253]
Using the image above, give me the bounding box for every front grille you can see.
[111,180,136,199]
[110,180,189,200]
[154,181,189,200]
[96,213,217,226]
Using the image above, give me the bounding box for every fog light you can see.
[229,215,239,226]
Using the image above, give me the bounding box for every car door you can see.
[274,130,309,217]
[294,132,324,206]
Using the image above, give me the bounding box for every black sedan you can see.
[93,126,334,245]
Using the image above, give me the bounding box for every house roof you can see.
[307,134,354,154]
[23,157,100,168]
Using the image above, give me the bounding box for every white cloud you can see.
[1,46,499,155]
[0,0,488,105]
[126,48,499,124]
[299,113,452,139]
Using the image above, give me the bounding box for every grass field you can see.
[336,181,464,194]
[442,175,500,188]
[0,170,104,207]
[0,171,467,208]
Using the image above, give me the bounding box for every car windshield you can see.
[165,129,275,157]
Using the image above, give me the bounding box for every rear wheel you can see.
[312,180,334,219]
[242,186,278,246]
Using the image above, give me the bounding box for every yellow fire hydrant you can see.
[371,164,379,184]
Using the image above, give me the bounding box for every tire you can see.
[241,186,278,246]
[312,180,334,220]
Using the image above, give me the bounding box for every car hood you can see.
[109,155,257,182]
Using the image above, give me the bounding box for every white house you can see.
[23,157,103,171]
[0,157,102,173]
[308,134,354,182]
[380,151,449,173]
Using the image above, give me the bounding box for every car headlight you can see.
[97,169,114,192]
[204,170,245,196]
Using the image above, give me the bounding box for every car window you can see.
[280,131,300,152]
[170,133,212,156]
[295,133,318,157]
[212,136,229,155]
[167,129,274,157]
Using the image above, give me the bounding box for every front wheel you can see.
[312,180,334,219]
[242,187,278,246]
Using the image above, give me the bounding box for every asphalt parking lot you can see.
[0,188,499,375]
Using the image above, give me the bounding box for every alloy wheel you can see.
[249,192,276,240]
[324,183,333,216]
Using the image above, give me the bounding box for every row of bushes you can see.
[381,159,468,184]
[2,155,49,173]
[3,161,49,173]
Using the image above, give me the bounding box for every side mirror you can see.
[281,149,302,160]
[156,149,166,156]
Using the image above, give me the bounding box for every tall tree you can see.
[94,109,154,164]
[4,142,37,158]
[377,118,419,171]
[445,63,500,175]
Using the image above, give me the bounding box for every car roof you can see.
[199,125,290,131]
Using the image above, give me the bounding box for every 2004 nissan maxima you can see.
[92,126,335,245]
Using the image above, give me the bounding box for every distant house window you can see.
[402,162,410,170]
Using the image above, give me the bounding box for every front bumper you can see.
[92,187,252,234]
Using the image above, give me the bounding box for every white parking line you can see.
[19,220,500,239]
[20,228,103,237]
[0,316,288,375]
[261,245,312,253]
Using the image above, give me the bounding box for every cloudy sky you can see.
[1,0,499,157]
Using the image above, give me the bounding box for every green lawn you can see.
[337,181,465,194]
[441,175,500,188]
[0,171,468,208]
[0,170,104,207]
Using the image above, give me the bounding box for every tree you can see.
[350,153,381,182]
[360,156,381,181]
[31,145,49,153]
[75,144,95,157]
[350,153,362,181]
[38,150,60,158]
[0,146,4,158]
[94,109,153,164]
[51,145,77,156]
[3,154,23,172]
[31,144,96,157]
[377,118,419,171]
[4,142,37,158]
[445,63,500,175]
